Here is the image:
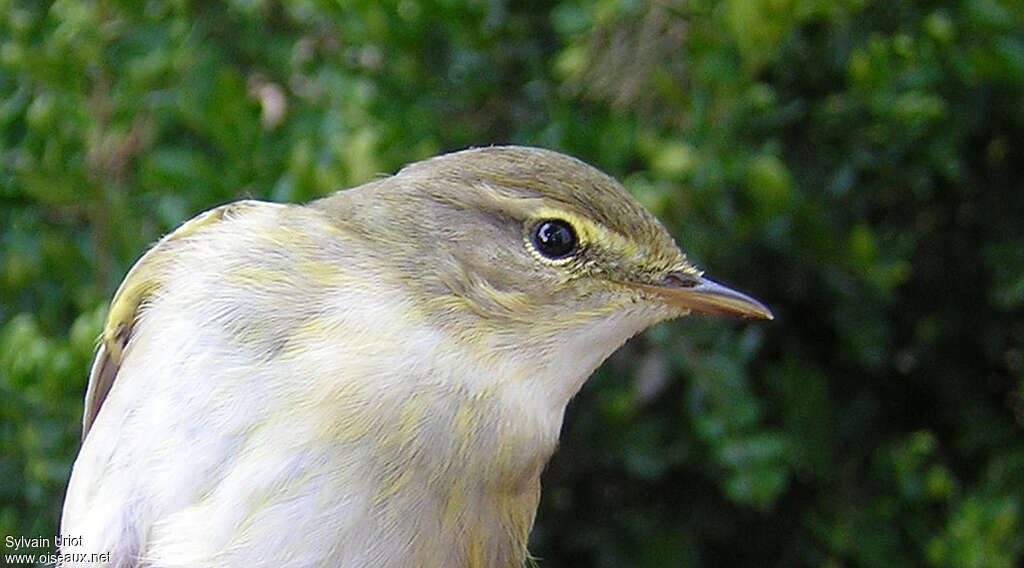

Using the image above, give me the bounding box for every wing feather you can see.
[81,201,261,438]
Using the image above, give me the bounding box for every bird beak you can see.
[636,272,774,320]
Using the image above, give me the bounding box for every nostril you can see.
[665,273,700,288]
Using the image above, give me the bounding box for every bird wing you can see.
[81,201,261,439]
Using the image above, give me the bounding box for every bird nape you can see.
[61,146,771,568]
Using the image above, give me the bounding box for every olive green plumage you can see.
[62,146,770,568]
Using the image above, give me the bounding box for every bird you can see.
[60,145,771,568]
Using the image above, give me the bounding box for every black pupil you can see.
[533,220,577,259]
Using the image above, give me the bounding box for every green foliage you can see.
[2,0,1022,566]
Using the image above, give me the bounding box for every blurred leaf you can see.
[2,1,1023,566]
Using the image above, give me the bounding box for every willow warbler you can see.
[61,146,771,567]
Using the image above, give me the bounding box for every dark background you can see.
[2,1,1022,566]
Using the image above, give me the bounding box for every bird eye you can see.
[531,219,578,260]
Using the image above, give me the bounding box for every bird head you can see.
[312,146,771,407]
